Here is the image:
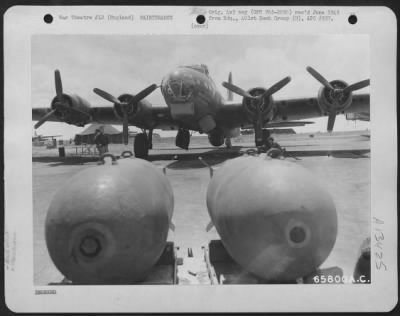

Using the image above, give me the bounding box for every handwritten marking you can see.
[373,217,387,271]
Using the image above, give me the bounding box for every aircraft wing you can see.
[91,105,180,130]
[345,112,370,122]
[217,93,369,128]
[33,105,179,130]
[241,121,315,129]
[32,106,121,126]
[273,93,370,121]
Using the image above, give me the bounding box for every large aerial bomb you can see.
[45,156,174,284]
[206,156,338,282]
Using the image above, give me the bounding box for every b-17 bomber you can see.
[32,64,370,159]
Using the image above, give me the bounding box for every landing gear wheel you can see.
[255,129,270,148]
[262,129,270,144]
[148,129,153,150]
[255,129,271,152]
[225,137,232,149]
[176,128,190,150]
[134,133,149,159]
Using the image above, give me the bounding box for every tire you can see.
[262,129,270,142]
[225,138,232,149]
[134,133,149,159]
[175,129,190,149]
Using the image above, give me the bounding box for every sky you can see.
[31,34,370,139]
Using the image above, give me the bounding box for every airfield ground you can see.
[33,131,370,285]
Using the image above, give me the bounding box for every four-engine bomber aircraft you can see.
[32,65,370,158]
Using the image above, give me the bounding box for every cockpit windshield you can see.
[165,79,193,101]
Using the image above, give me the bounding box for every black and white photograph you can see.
[31,33,372,285]
[4,6,397,313]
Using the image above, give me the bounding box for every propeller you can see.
[327,107,337,133]
[263,76,292,97]
[92,88,120,104]
[223,77,291,146]
[34,70,67,129]
[343,79,370,94]
[34,109,57,129]
[306,66,370,132]
[54,70,64,103]
[93,84,158,145]
[222,76,291,101]
[306,66,334,90]
[222,82,257,99]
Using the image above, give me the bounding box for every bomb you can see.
[45,156,174,284]
[207,156,337,281]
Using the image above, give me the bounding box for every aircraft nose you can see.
[161,70,193,102]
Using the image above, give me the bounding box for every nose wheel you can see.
[175,128,190,150]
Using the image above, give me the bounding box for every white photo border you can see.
[4,5,398,313]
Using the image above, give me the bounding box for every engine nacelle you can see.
[242,87,274,121]
[317,80,352,115]
[51,94,92,126]
[208,128,225,147]
[113,94,155,127]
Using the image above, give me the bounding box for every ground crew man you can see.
[94,127,109,155]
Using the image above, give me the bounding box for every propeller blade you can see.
[306,66,334,90]
[254,102,264,146]
[327,106,337,132]
[343,79,370,94]
[222,82,257,99]
[93,88,121,105]
[130,84,158,104]
[264,76,291,96]
[254,120,264,146]
[54,70,64,102]
[122,111,129,145]
[34,109,57,129]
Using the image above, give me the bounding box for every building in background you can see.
[74,124,123,145]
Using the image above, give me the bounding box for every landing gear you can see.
[255,129,270,148]
[176,128,190,150]
[208,128,225,147]
[148,129,153,150]
[134,133,149,159]
[262,129,270,145]
[133,129,154,159]
[225,137,232,149]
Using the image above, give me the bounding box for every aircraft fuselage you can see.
[160,65,224,133]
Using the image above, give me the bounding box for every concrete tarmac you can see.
[33,131,370,285]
